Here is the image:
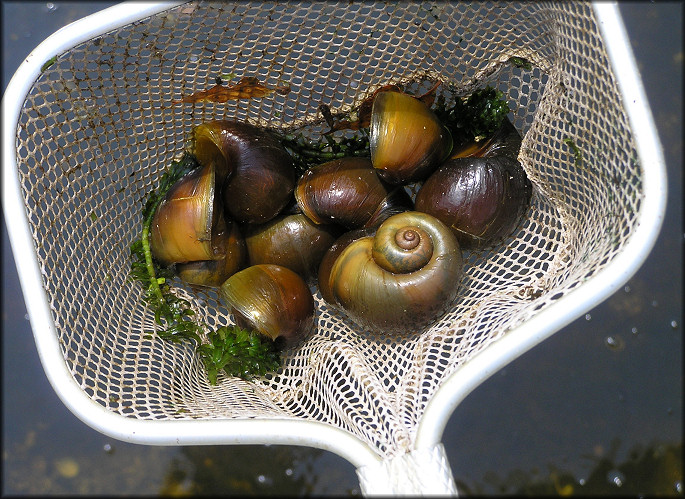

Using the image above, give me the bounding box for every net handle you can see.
[356,443,457,496]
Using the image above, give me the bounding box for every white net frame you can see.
[2,1,666,494]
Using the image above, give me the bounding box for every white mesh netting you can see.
[13,1,642,459]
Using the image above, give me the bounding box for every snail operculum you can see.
[450,117,522,161]
[370,90,453,185]
[319,211,463,334]
[176,219,247,287]
[192,120,234,184]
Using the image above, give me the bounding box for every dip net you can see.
[7,1,658,494]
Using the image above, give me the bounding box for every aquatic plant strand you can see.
[129,152,280,382]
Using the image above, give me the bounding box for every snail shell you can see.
[370,91,453,184]
[317,227,376,306]
[150,161,226,266]
[192,120,296,224]
[295,157,413,230]
[415,119,531,249]
[319,211,463,334]
[243,213,342,283]
[220,264,315,346]
[415,155,532,250]
[176,219,247,287]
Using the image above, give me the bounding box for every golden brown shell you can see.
[220,264,315,346]
[150,161,226,266]
[318,211,463,334]
[370,91,453,184]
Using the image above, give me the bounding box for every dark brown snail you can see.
[294,157,413,230]
[150,161,226,267]
[220,264,315,346]
[370,91,453,184]
[176,219,247,287]
[415,120,532,250]
[318,211,463,334]
[243,213,342,283]
[192,120,296,224]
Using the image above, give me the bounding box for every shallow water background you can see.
[2,2,682,496]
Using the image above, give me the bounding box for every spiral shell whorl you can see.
[372,213,434,274]
[324,211,463,334]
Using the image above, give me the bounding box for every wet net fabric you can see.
[14,2,642,459]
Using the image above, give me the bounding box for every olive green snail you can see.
[242,212,342,283]
[369,90,453,185]
[220,264,315,347]
[318,211,464,334]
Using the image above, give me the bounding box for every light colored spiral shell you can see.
[320,211,464,334]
